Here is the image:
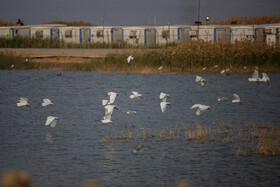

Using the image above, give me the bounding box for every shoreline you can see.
[1,42,280,73]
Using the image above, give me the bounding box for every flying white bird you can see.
[130,91,145,99]
[217,97,228,102]
[232,94,243,105]
[195,76,208,86]
[259,72,270,87]
[248,69,260,83]
[190,104,213,115]
[127,55,134,63]
[160,101,173,113]
[124,110,137,114]
[108,92,120,104]
[102,105,119,124]
[159,93,171,102]
[42,99,54,106]
[16,97,31,107]
[102,113,113,124]
[45,116,59,128]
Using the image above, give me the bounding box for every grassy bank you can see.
[1,41,280,73]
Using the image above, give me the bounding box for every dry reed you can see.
[100,122,280,157]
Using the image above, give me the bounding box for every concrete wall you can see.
[1,23,280,45]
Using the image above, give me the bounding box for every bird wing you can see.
[102,100,109,106]
[261,73,270,82]
[159,93,166,99]
[160,102,167,113]
[251,69,259,80]
[191,104,202,109]
[104,113,112,121]
[45,116,56,126]
[42,99,52,106]
[195,76,202,82]
[196,108,203,115]
[109,92,117,104]
[50,119,57,128]
[19,97,28,101]
[233,94,240,101]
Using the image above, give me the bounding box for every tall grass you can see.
[160,40,280,73]
[0,19,16,26]
[1,41,280,73]
[100,122,280,157]
[0,37,62,48]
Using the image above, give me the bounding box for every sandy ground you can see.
[0,48,154,63]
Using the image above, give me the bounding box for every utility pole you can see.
[197,0,201,39]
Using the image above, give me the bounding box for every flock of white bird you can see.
[16,66,270,126]
[16,97,59,128]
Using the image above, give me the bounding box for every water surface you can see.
[0,70,279,186]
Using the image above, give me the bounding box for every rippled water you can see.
[0,70,280,186]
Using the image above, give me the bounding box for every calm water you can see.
[0,70,280,186]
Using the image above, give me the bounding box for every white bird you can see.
[11,64,14,68]
[124,110,137,114]
[102,113,113,124]
[232,94,243,105]
[195,76,208,86]
[127,55,134,63]
[16,97,31,107]
[217,97,228,102]
[202,67,207,71]
[159,92,171,102]
[130,91,145,99]
[45,116,59,128]
[42,99,54,106]
[220,68,230,75]
[213,65,218,68]
[108,92,120,104]
[190,104,213,115]
[248,69,260,83]
[158,66,163,70]
[160,101,173,113]
[259,72,270,87]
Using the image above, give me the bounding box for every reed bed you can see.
[1,40,280,73]
[100,122,280,157]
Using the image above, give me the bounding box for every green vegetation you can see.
[1,41,280,73]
